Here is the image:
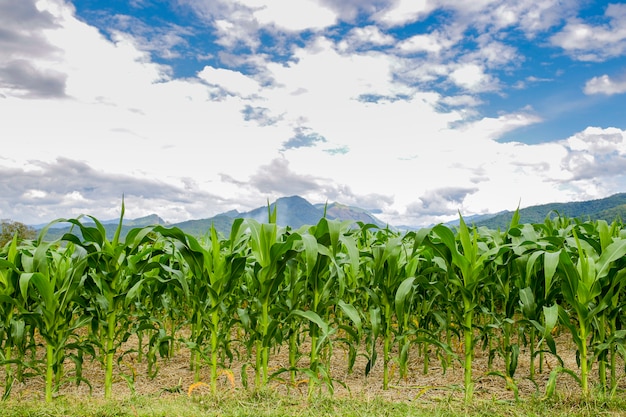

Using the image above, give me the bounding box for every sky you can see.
[1,0,626,228]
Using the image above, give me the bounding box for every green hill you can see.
[473,193,626,229]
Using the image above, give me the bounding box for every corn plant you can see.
[573,220,626,393]
[297,218,361,393]
[0,235,24,399]
[503,216,575,391]
[156,221,247,390]
[61,205,172,398]
[277,232,360,388]
[18,239,89,402]
[555,228,626,397]
[359,232,398,389]
[244,218,300,388]
[123,235,188,379]
[276,257,308,386]
[426,217,496,402]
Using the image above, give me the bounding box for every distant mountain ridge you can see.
[172,196,388,237]
[36,196,387,240]
[472,193,626,229]
[33,193,626,240]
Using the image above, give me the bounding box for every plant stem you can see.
[104,312,116,399]
[257,301,269,388]
[45,343,54,403]
[529,327,536,380]
[463,301,474,403]
[579,321,589,397]
[289,326,298,385]
[610,344,617,392]
[383,333,390,390]
[210,309,219,393]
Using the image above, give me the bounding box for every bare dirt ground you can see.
[2,327,614,404]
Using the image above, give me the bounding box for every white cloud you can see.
[469,0,577,34]
[584,73,626,96]
[338,26,395,51]
[374,0,433,26]
[468,35,519,68]
[244,0,338,32]
[397,32,451,54]
[1,0,625,228]
[550,3,626,61]
[214,17,260,49]
[458,110,541,141]
[103,15,194,60]
[449,63,496,92]
[182,0,339,51]
[559,127,626,182]
[197,66,261,97]
[440,94,482,107]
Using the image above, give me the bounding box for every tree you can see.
[0,220,36,246]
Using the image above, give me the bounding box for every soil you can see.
[1,327,614,403]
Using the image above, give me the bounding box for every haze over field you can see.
[1,0,626,227]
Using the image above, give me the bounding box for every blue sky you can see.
[1,0,626,227]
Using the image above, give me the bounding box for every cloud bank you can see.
[0,0,625,227]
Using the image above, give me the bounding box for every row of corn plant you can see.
[2,209,626,402]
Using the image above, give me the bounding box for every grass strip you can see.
[3,389,626,417]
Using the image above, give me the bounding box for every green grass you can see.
[3,390,626,417]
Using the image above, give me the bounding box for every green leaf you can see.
[544,251,560,296]
[395,276,416,323]
[596,238,626,279]
[518,287,536,319]
[290,309,329,335]
[337,300,362,334]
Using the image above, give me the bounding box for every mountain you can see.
[316,202,388,228]
[36,213,168,241]
[245,196,323,228]
[472,193,626,229]
[167,214,235,238]
[121,214,168,227]
[32,193,626,241]
[34,196,387,240]
[444,212,506,227]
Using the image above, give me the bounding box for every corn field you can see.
[2,204,626,403]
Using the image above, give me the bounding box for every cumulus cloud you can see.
[560,127,626,181]
[465,0,578,35]
[179,0,340,51]
[247,157,322,195]
[377,0,576,38]
[0,158,231,224]
[550,3,626,61]
[415,187,479,216]
[0,0,67,98]
[197,65,261,97]
[458,110,542,141]
[319,0,387,22]
[338,25,395,51]
[0,158,189,200]
[448,63,498,92]
[174,0,577,101]
[0,59,67,98]
[0,0,59,56]
[397,29,459,55]
[374,0,433,27]
[102,15,195,60]
[2,0,625,230]
[584,73,626,96]
[249,0,338,32]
